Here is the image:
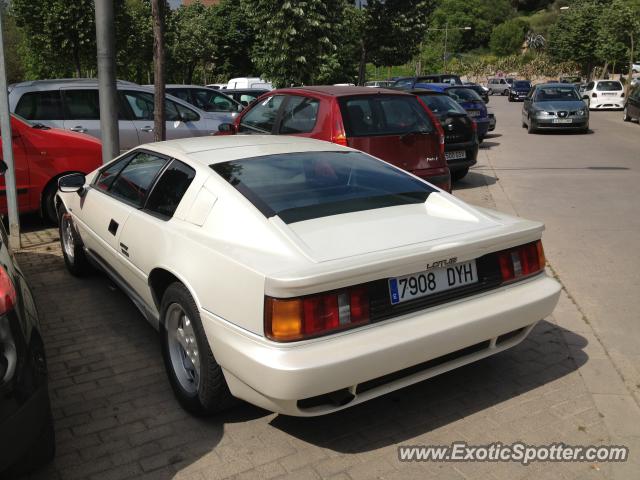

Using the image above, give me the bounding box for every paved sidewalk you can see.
[15,157,638,479]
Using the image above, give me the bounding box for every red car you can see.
[217,86,451,191]
[0,115,102,222]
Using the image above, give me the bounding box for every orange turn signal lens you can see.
[536,240,546,269]
[265,298,303,341]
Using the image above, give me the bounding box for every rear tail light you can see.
[496,240,546,283]
[592,92,597,98]
[471,119,478,132]
[266,286,370,341]
[621,92,625,98]
[0,267,16,316]
[330,101,348,146]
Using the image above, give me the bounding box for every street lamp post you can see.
[425,23,471,73]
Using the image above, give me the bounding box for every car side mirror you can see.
[241,100,249,107]
[58,173,86,196]
[0,160,7,176]
[218,123,237,134]
[237,104,244,112]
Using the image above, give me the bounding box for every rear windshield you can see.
[417,94,467,116]
[514,81,531,88]
[445,87,483,103]
[596,81,622,91]
[211,151,435,223]
[339,95,434,137]
[534,86,580,101]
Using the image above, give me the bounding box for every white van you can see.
[226,77,273,90]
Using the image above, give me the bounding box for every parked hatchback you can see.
[9,79,229,151]
[409,90,478,181]
[623,86,640,122]
[508,80,532,102]
[163,85,242,114]
[392,74,462,89]
[415,84,490,141]
[1,114,102,222]
[218,86,451,191]
[581,80,625,110]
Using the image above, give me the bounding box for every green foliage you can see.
[1,1,25,83]
[117,0,154,84]
[595,0,640,69]
[209,0,255,81]
[11,0,98,78]
[490,19,528,56]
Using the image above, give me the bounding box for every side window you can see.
[279,96,320,134]
[145,160,196,218]
[95,155,132,191]
[586,82,594,91]
[173,101,199,122]
[239,95,285,133]
[122,91,154,121]
[167,89,191,103]
[62,89,100,120]
[192,89,236,112]
[395,79,413,88]
[15,91,64,120]
[109,152,168,207]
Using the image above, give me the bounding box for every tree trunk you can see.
[627,33,635,97]
[357,38,366,86]
[152,0,166,142]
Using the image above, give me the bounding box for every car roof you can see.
[141,135,350,166]
[535,82,577,88]
[162,84,220,89]
[272,86,412,97]
[9,78,137,90]
[406,89,445,95]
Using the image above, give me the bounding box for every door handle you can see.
[70,126,87,133]
[141,126,154,132]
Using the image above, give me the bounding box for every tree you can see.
[152,0,166,141]
[1,2,25,83]
[547,0,601,76]
[357,0,434,83]
[11,0,97,78]
[209,0,255,81]
[596,0,640,73]
[117,0,154,84]
[490,19,527,56]
[246,0,343,87]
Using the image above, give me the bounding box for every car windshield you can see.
[534,87,580,102]
[596,81,622,91]
[446,87,483,103]
[338,95,434,137]
[514,81,531,88]
[211,151,435,224]
[417,94,467,116]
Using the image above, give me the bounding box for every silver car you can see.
[522,83,589,134]
[8,79,231,151]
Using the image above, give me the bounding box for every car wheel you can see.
[488,89,494,96]
[42,182,59,224]
[160,282,234,416]
[527,118,536,134]
[451,167,469,182]
[508,96,513,102]
[623,106,631,122]
[59,205,92,276]
[502,90,508,96]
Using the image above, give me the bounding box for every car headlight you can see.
[535,110,551,117]
[575,109,586,116]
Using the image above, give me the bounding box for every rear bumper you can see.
[202,274,561,416]
[590,99,623,109]
[410,168,451,192]
[475,120,490,138]
[445,141,478,170]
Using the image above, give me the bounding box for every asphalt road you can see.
[456,95,640,405]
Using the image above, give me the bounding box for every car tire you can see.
[5,409,55,476]
[488,89,494,96]
[451,167,469,182]
[623,106,631,122]
[160,282,234,416]
[508,96,513,102]
[502,90,508,96]
[527,118,536,134]
[59,205,92,277]
[42,182,59,224]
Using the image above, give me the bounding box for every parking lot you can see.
[16,96,640,480]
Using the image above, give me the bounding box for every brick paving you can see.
[13,166,638,479]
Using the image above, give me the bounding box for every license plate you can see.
[445,150,466,160]
[468,110,480,117]
[389,260,478,305]
[553,119,572,124]
[602,92,616,96]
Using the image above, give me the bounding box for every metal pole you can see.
[95,0,120,163]
[0,8,20,249]
[443,22,448,72]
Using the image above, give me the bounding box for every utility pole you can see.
[0,7,20,249]
[443,21,449,69]
[627,32,635,97]
[95,0,120,163]
[152,0,166,141]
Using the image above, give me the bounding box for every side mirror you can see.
[0,160,7,176]
[218,123,237,134]
[241,100,249,107]
[237,104,244,112]
[58,173,86,196]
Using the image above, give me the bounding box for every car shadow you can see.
[14,249,271,480]
[479,141,500,149]
[270,320,589,453]
[452,169,497,190]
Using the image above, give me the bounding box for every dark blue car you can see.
[415,83,490,140]
[509,80,532,102]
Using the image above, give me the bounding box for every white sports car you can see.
[581,79,625,110]
[56,136,560,417]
